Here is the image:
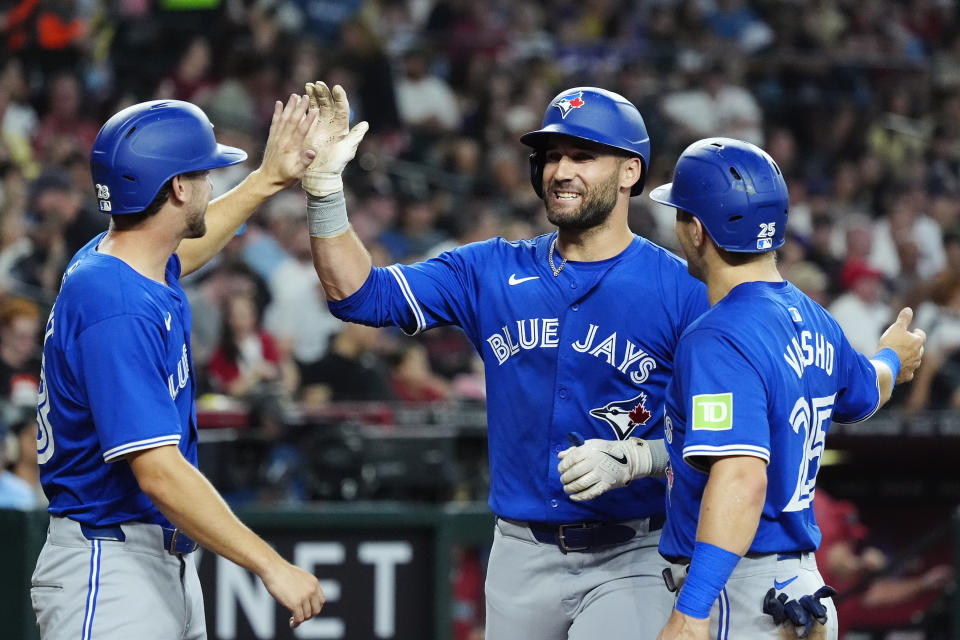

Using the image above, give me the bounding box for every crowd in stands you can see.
[2,6,957,636]
[2,0,960,418]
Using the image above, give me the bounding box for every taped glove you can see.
[301,82,369,197]
[557,438,653,501]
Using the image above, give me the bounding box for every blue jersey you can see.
[329,232,708,522]
[37,233,198,528]
[659,281,881,559]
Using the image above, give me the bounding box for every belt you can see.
[505,513,664,553]
[80,523,199,555]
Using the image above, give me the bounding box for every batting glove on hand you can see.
[557,438,653,501]
[762,585,836,638]
[301,82,369,197]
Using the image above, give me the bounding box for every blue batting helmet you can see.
[520,87,650,197]
[90,100,247,215]
[649,137,789,253]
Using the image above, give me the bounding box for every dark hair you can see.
[111,170,207,229]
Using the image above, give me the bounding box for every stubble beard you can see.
[184,204,208,239]
[544,171,620,231]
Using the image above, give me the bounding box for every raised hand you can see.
[876,307,926,384]
[256,94,320,189]
[301,82,370,197]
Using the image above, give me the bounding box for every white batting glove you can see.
[301,82,369,197]
[557,438,654,502]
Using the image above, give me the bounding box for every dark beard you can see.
[184,212,207,239]
[544,171,620,230]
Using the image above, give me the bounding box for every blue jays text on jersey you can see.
[38,232,198,528]
[658,281,882,560]
[329,232,708,523]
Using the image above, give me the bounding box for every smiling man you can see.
[302,82,709,640]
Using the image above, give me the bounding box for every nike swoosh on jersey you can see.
[773,576,798,590]
[164,313,172,331]
[508,274,540,285]
[602,451,628,465]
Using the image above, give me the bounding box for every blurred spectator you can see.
[659,59,764,147]
[869,188,946,281]
[290,0,361,44]
[829,261,892,355]
[0,296,41,407]
[906,271,960,411]
[394,46,462,160]
[244,189,342,367]
[185,260,268,370]
[814,490,953,638]
[206,290,299,401]
[2,0,90,74]
[299,322,395,404]
[704,0,774,54]
[0,57,39,177]
[0,406,45,509]
[155,35,218,104]
[378,194,450,262]
[336,16,401,136]
[32,72,99,165]
[1,170,104,303]
[388,341,451,404]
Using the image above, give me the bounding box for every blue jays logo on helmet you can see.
[589,392,653,440]
[649,137,789,253]
[520,86,651,197]
[553,91,585,119]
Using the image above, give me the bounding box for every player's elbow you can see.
[126,445,186,505]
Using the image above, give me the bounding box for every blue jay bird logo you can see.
[589,393,652,440]
[553,92,585,119]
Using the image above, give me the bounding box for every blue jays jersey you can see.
[329,232,708,522]
[37,232,197,528]
[659,281,881,559]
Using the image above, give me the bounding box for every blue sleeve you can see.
[832,338,882,424]
[76,315,183,462]
[328,242,486,340]
[678,330,771,466]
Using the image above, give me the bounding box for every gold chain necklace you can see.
[548,236,567,277]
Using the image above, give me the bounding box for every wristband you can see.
[648,439,669,478]
[306,190,349,238]
[871,347,901,382]
[675,541,740,619]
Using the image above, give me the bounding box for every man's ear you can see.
[691,216,707,248]
[621,157,642,192]
[169,174,189,204]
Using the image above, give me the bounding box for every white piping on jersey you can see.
[683,443,771,463]
[82,540,101,640]
[833,371,882,425]
[102,434,182,462]
[387,265,425,336]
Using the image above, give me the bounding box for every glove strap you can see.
[306,190,349,238]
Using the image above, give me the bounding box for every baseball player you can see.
[301,82,708,639]
[565,137,925,639]
[31,96,326,639]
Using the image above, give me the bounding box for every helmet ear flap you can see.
[529,151,545,199]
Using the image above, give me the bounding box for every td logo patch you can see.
[692,393,733,430]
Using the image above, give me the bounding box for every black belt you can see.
[80,523,199,555]
[505,513,665,553]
